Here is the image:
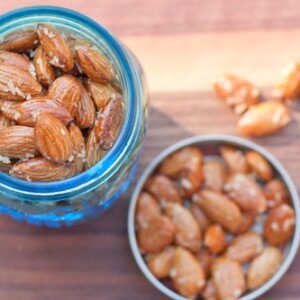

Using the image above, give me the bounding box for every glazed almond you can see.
[10,158,75,182]
[76,46,115,83]
[33,46,55,87]
[194,189,242,233]
[246,151,273,182]
[135,192,161,229]
[165,202,201,253]
[35,113,73,163]
[203,160,227,192]
[0,126,38,158]
[37,24,74,72]
[224,173,266,213]
[238,102,291,137]
[145,175,182,204]
[0,29,39,52]
[170,247,205,298]
[225,232,263,263]
[204,224,226,254]
[264,204,295,246]
[146,246,175,279]
[137,215,177,253]
[247,247,283,290]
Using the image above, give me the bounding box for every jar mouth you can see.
[0,6,139,199]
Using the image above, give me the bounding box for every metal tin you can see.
[128,134,300,300]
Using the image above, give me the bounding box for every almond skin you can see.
[0,29,39,52]
[212,257,246,299]
[190,203,211,232]
[135,192,161,230]
[146,246,175,279]
[224,173,267,213]
[196,249,214,278]
[48,75,81,118]
[76,46,115,83]
[33,46,55,87]
[194,189,242,233]
[238,102,291,137]
[94,97,124,150]
[204,224,227,254]
[220,145,250,174]
[264,179,289,209]
[37,24,74,72]
[170,247,205,298]
[0,113,11,130]
[0,100,22,121]
[0,64,42,101]
[0,50,33,71]
[225,232,263,263]
[247,247,283,290]
[203,160,227,192]
[75,82,96,129]
[264,204,295,246]
[245,151,274,182]
[0,126,38,158]
[86,79,121,110]
[68,123,85,174]
[145,175,182,204]
[203,279,220,300]
[10,158,75,182]
[15,98,73,127]
[35,113,73,163]
[165,202,202,253]
[231,212,257,235]
[137,215,177,253]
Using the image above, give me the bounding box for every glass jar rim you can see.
[0,6,140,199]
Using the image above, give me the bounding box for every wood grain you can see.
[1,1,300,299]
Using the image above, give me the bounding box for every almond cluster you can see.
[0,24,123,182]
[213,74,293,137]
[135,145,295,299]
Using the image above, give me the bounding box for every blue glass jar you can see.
[0,6,148,227]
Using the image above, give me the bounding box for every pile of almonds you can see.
[135,145,295,299]
[0,24,123,181]
[213,73,294,137]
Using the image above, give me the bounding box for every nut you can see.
[196,248,214,278]
[190,203,211,232]
[204,224,226,254]
[203,160,227,192]
[264,179,289,209]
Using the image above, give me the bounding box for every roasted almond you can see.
[15,98,73,126]
[204,224,227,254]
[159,146,203,177]
[0,50,33,71]
[48,75,81,118]
[37,24,74,72]
[232,212,257,235]
[0,64,42,101]
[165,202,201,252]
[170,247,205,298]
[264,204,295,246]
[196,249,214,278]
[190,203,211,232]
[33,46,55,87]
[94,96,124,150]
[10,157,75,182]
[146,246,175,279]
[0,29,39,52]
[194,189,242,233]
[212,257,246,299]
[135,192,161,230]
[225,232,263,263]
[220,145,250,174]
[86,79,121,110]
[145,174,182,204]
[0,113,12,130]
[238,102,291,137]
[0,100,22,121]
[137,215,177,253]
[76,46,115,83]
[68,123,85,174]
[224,173,266,213]
[264,179,289,209]
[247,247,283,290]
[85,128,105,170]
[203,279,220,300]
[75,82,96,129]
[203,160,227,192]
[245,151,273,182]
[214,74,260,115]
[0,126,38,158]
[35,112,73,163]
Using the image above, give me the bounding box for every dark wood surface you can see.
[1,1,300,299]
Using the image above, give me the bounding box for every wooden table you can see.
[0,1,300,299]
